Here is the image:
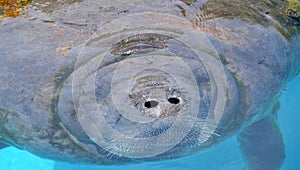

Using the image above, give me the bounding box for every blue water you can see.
[0,75,299,170]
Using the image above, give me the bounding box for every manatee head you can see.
[57,12,239,163]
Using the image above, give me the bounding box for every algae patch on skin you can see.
[0,0,31,18]
[286,0,300,19]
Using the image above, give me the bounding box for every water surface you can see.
[0,75,299,170]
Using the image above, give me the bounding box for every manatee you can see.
[0,0,300,169]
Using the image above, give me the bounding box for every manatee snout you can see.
[128,68,184,118]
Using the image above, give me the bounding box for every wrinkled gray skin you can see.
[0,0,300,169]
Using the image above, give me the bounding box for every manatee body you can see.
[0,0,299,169]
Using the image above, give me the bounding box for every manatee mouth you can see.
[58,13,235,162]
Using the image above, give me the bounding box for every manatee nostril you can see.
[168,97,180,104]
[144,100,159,108]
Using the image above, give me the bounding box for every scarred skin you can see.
[0,0,299,168]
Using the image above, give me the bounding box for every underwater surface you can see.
[0,75,299,170]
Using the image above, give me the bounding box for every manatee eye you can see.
[168,97,180,104]
[144,100,159,108]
